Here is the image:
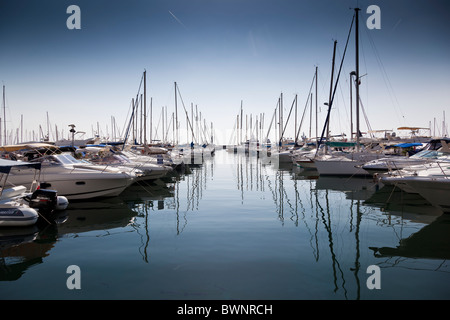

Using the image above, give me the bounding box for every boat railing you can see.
[436,162,449,179]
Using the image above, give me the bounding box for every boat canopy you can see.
[397,127,429,130]
[0,143,57,152]
[394,142,423,148]
[326,141,357,148]
[0,159,41,174]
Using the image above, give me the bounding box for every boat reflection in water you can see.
[365,184,449,262]
[370,213,450,260]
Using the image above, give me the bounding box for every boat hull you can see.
[314,159,371,176]
[401,177,450,213]
[379,176,418,193]
[8,168,132,200]
[0,207,39,227]
[296,159,316,169]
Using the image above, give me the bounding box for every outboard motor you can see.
[28,189,69,213]
[29,189,58,214]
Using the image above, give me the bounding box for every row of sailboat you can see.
[226,8,450,215]
[0,68,218,227]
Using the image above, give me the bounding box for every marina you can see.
[1,149,450,300]
[1,1,449,303]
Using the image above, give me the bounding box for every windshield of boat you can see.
[115,155,132,163]
[411,150,448,159]
[55,154,83,165]
[97,154,130,164]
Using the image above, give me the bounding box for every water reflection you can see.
[0,225,48,281]
[371,213,450,260]
[0,197,139,281]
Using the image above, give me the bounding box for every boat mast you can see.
[327,40,337,148]
[3,85,6,145]
[240,100,243,144]
[144,70,147,145]
[315,66,318,147]
[174,82,178,145]
[355,7,361,151]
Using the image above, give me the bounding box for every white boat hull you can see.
[314,158,371,176]
[401,177,450,213]
[379,175,418,193]
[0,206,39,227]
[296,159,316,169]
[8,168,132,200]
[314,152,383,176]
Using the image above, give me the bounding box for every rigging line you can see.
[317,13,355,152]
[280,94,297,143]
[295,71,317,142]
[264,98,279,145]
[122,72,145,148]
[364,26,405,124]
[334,45,352,134]
[359,96,374,138]
[175,85,198,144]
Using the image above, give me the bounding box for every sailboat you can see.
[314,8,384,176]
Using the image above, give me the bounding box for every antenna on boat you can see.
[69,124,76,147]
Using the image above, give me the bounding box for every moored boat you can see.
[5,151,136,200]
[0,159,68,227]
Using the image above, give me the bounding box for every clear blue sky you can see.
[1,0,449,144]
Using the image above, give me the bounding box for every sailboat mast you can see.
[327,41,337,145]
[174,82,178,145]
[2,85,5,145]
[240,100,243,144]
[355,7,361,151]
[144,70,147,145]
[315,66,318,147]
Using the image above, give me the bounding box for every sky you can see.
[1,0,449,145]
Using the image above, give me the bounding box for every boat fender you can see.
[55,196,69,211]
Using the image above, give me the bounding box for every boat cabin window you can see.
[411,150,441,159]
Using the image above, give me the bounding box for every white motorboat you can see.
[362,138,450,175]
[293,146,318,169]
[381,162,450,213]
[0,185,39,227]
[6,154,136,200]
[0,159,68,227]
[314,151,383,176]
[402,175,450,213]
[89,152,172,181]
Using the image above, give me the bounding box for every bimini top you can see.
[394,142,423,148]
[0,143,57,152]
[0,158,41,174]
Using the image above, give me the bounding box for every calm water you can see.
[1,149,449,300]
